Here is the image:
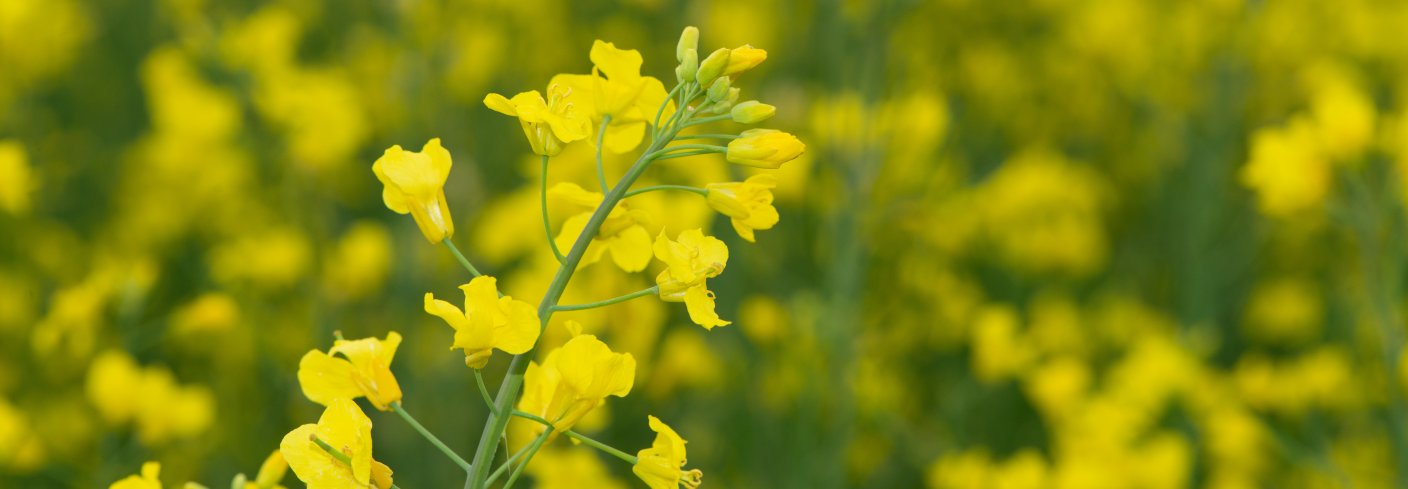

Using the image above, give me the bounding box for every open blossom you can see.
[552,40,673,153]
[726,129,805,169]
[706,173,780,242]
[654,229,730,329]
[518,333,636,434]
[372,138,454,243]
[484,85,590,156]
[297,332,403,411]
[633,416,703,489]
[550,182,654,272]
[424,276,540,369]
[280,398,394,489]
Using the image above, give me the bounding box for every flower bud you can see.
[676,48,698,83]
[726,129,805,169]
[730,101,775,124]
[696,48,730,86]
[722,45,767,77]
[706,77,732,102]
[677,26,699,62]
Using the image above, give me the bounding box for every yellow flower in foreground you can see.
[552,40,672,153]
[654,229,730,329]
[519,333,636,434]
[484,85,590,156]
[551,183,654,272]
[297,332,403,411]
[372,138,454,243]
[110,461,162,489]
[280,398,394,489]
[706,173,779,242]
[726,129,805,169]
[633,416,703,489]
[425,276,540,369]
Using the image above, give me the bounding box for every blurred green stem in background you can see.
[551,286,658,312]
[465,81,705,489]
[390,402,472,472]
[596,115,613,192]
[541,155,567,263]
[624,184,707,198]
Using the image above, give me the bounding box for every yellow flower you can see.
[280,398,394,489]
[110,461,163,489]
[550,183,654,272]
[297,332,404,411]
[86,350,215,445]
[518,333,636,434]
[372,138,454,243]
[552,41,673,153]
[654,229,730,329]
[484,85,590,156]
[726,129,805,169]
[424,276,540,369]
[706,173,780,242]
[633,416,703,489]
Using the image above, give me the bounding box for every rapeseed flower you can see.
[706,173,779,242]
[518,333,635,434]
[550,182,654,272]
[109,461,163,489]
[424,275,540,369]
[372,138,455,243]
[552,41,672,153]
[280,398,394,489]
[484,85,590,156]
[297,332,404,411]
[633,416,702,489]
[654,229,730,329]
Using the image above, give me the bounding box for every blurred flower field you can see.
[5,0,1408,487]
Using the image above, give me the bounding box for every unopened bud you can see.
[707,77,732,102]
[697,48,730,86]
[677,26,699,62]
[676,48,698,83]
[730,101,775,123]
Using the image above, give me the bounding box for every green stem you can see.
[624,185,708,199]
[674,134,737,140]
[464,92,692,489]
[485,435,538,486]
[502,428,553,489]
[312,435,353,465]
[510,410,637,464]
[474,370,497,415]
[443,238,484,277]
[595,115,613,193]
[684,114,731,127]
[654,150,719,161]
[540,155,566,263]
[391,402,472,472]
[552,286,658,312]
[652,83,684,140]
[645,144,725,160]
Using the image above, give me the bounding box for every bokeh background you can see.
[4,0,1408,487]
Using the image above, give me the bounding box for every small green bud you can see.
[676,48,698,83]
[711,88,741,114]
[707,77,732,102]
[730,101,776,123]
[697,48,730,86]
[677,26,699,62]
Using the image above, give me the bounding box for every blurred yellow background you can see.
[4,0,1408,487]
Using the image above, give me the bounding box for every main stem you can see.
[463,120,686,489]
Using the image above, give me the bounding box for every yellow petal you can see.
[603,120,646,154]
[318,398,372,485]
[607,225,653,272]
[423,293,470,332]
[494,298,541,354]
[462,276,501,318]
[297,350,362,406]
[589,40,643,82]
[684,285,730,330]
[483,93,518,116]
